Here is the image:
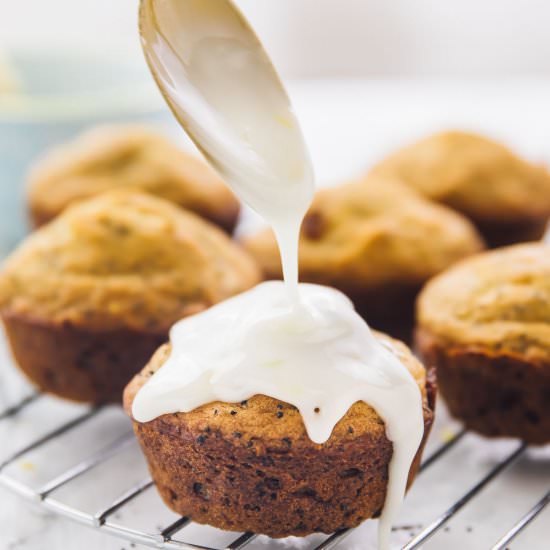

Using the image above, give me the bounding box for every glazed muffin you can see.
[243,178,484,341]
[124,333,435,537]
[0,191,259,403]
[27,125,240,233]
[371,131,550,247]
[416,243,550,445]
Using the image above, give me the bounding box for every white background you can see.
[1,0,550,78]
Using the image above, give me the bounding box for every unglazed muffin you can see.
[0,191,259,403]
[416,243,550,444]
[27,125,240,232]
[243,178,484,341]
[371,131,550,247]
[124,333,435,537]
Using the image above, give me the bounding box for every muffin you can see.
[243,178,484,341]
[0,191,259,403]
[27,125,240,233]
[416,243,550,445]
[371,131,550,247]
[124,334,436,537]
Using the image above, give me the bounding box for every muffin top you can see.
[417,243,550,361]
[123,332,430,445]
[0,190,259,333]
[243,178,484,291]
[371,130,550,222]
[27,125,240,230]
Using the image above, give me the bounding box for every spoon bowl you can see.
[139,0,314,218]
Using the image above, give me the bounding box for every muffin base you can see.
[28,205,53,229]
[336,283,420,345]
[199,202,240,235]
[417,328,550,445]
[473,217,548,249]
[2,313,166,404]
[128,374,435,538]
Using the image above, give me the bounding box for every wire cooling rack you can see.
[0,389,548,550]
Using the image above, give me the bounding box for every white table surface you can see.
[1,79,550,550]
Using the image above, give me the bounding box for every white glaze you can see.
[133,282,424,548]
[137,2,425,548]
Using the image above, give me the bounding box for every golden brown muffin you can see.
[370,131,550,247]
[416,243,550,444]
[0,191,259,403]
[27,125,240,233]
[124,333,435,537]
[243,178,484,341]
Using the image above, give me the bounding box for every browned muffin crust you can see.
[416,243,550,444]
[371,130,550,247]
[124,335,436,537]
[27,125,240,233]
[417,328,549,445]
[243,178,484,341]
[472,218,548,249]
[0,191,260,403]
[3,313,166,403]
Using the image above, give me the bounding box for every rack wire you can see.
[0,392,548,550]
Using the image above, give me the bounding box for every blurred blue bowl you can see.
[0,48,172,256]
